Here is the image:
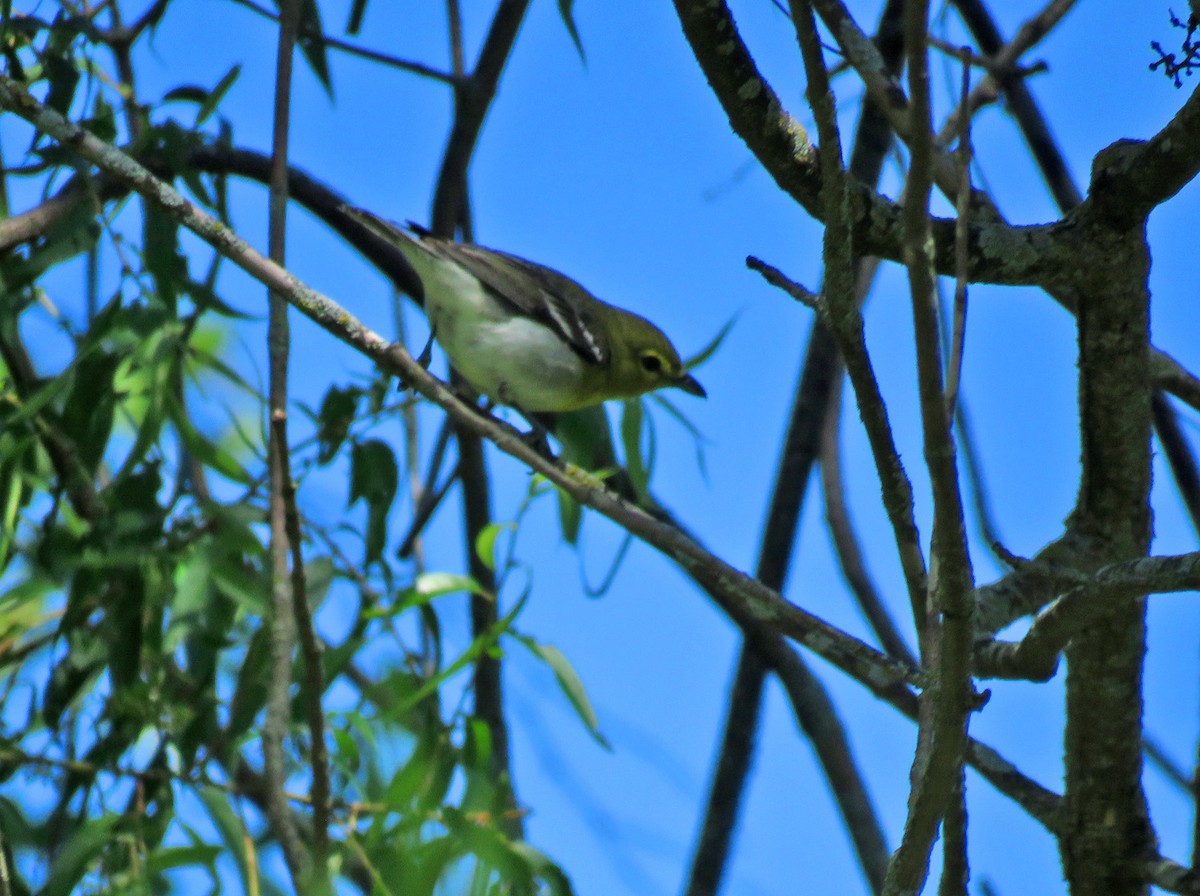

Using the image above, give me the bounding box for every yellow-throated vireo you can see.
[346,208,706,413]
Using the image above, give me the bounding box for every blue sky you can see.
[7,0,1200,893]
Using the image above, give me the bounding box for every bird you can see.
[342,207,706,414]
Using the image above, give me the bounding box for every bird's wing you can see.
[340,206,611,366]
[426,241,612,367]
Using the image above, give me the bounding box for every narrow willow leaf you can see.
[514,634,609,749]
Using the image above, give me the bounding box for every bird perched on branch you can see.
[343,207,706,413]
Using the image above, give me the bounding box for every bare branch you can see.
[1084,79,1200,220]
[945,52,972,418]
[683,648,768,896]
[261,0,312,885]
[745,256,822,311]
[821,382,918,668]
[977,552,1200,680]
[935,0,1077,151]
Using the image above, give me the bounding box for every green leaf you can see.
[550,406,621,543]
[650,391,708,480]
[366,572,482,622]
[84,92,117,143]
[305,555,334,607]
[41,47,79,117]
[474,522,513,572]
[196,785,257,891]
[557,0,586,62]
[556,489,583,545]
[42,628,107,727]
[684,312,738,370]
[227,625,271,740]
[514,634,609,749]
[1,198,100,288]
[0,576,57,669]
[161,85,210,104]
[508,841,575,896]
[392,593,527,719]
[331,727,361,778]
[411,571,481,602]
[294,0,333,95]
[169,397,254,484]
[463,717,493,773]
[143,202,186,312]
[620,399,651,501]
[197,64,241,125]
[104,572,146,689]
[350,438,399,564]
[144,842,222,874]
[42,814,119,896]
[317,385,364,464]
[442,810,536,887]
[411,835,466,896]
[210,552,268,615]
[184,278,254,318]
[60,349,119,475]
[385,728,455,812]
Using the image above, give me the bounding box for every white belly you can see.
[418,254,592,411]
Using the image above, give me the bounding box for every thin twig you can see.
[949,0,1083,209]
[392,289,430,567]
[224,0,457,84]
[944,50,972,417]
[1153,393,1200,538]
[446,0,466,77]
[821,378,918,668]
[94,0,170,47]
[954,402,1008,564]
[431,0,532,235]
[884,0,976,891]
[747,254,929,634]
[0,826,11,896]
[397,418,459,558]
[936,0,1078,153]
[687,291,888,895]
[938,773,968,896]
[686,7,905,890]
[927,34,1047,77]
[745,256,821,310]
[806,0,968,202]
[262,0,310,884]
[1144,734,1192,792]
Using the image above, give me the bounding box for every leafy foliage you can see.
[0,5,606,892]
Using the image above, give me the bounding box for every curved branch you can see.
[1085,79,1200,222]
[0,70,920,697]
[431,0,531,234]
[977,551,1200,680]
[670,0,1058,287]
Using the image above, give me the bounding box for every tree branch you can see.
[976,552,1200,680]
[0,66,923,718]
[262,0,313,886]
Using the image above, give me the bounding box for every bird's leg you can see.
[514,410,558,461]
[492,384,555,458]
[415,325,437,369]
[393,327,437,397]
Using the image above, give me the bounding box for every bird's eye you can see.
[640,352,664,374]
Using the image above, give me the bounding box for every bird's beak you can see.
[675,372,707,399]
